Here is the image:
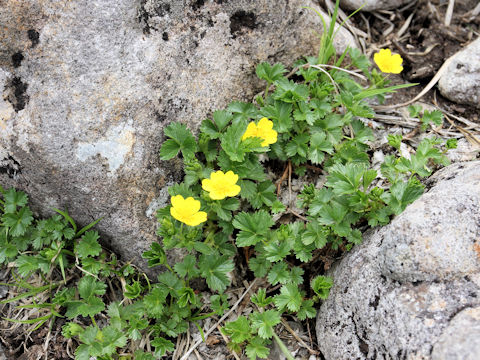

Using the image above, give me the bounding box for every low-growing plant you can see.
[0,1,456,359]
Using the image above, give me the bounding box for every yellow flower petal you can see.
[226,184,241,197]
[184,211,207,226]
[258,117,273,129]
[202,170,241,200]
[201,178,213,192]
[374,48,403,74]
[242,122,258,140]
[184,196,201,214]
[170,195,206,226]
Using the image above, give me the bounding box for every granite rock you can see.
[0,0,356,270]
[438,38,480,109]
[431,306,480,360]
[316,161,480,359]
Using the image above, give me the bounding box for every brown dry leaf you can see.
[206,335,220,347]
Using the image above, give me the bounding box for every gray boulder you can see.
[339,0,412,11]
[438,38,480,109]
[431,306,480,360]
[0,0,356,269]
[316,161,480,359]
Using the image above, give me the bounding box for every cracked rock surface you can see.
[0,0,355,270]
[316,161,480,359]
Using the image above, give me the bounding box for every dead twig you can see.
[281,319,319,355]
[276,163,290,196]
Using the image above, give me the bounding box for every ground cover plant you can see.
[0,2,457,359]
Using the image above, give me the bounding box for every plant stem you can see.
[272,332,295,360]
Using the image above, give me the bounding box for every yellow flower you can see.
[202,170,241,200]
[242,117,278,147]
[170,195,207,226]
[373,49,403,74]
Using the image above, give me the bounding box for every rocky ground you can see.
[0,0,479,359]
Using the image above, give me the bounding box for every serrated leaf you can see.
[152,337,175,357]
[246,336,270,360]
[274,284,303,312]
[267,262,290,285]
[311,275,333,299]
[250,310,281,339]
[228,101,258,123]
[2,206,33,236]
[75,231,102,259]
[78,276,106,300]
[256,62,286,83]
[260,101,292,132]
[233,211,274,247]
[221,316,251,343]
[199,255,234,292]
[3,188,28,213]
[160,122,197,160]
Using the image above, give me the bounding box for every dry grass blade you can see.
[462,2,480,22]
[396,11,415,38]
[445,0,455,26]
[280,319,319,355]
[444,115,480,148]
[180,279,257,360]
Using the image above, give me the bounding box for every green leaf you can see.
[349,47,370,74]
[274,284,303,312]
[382,179,424,215]
[3,188,28,213]
[251,310,281,339]
[421,109,443,130]
[408,104,422,117]
[143,287,168,318]
[264,240,291,262]
[273,79,309,103]
[174,254,199,278]
[267,262,290,285]
[249,255,271,278]
[228,101,258,123]
[446,138,457,149]
[220,121,248,162]
[285,133,309,158]
[271,200,286,214]
[326,163,365,195]
[297,299,316,320]
[248,182,276,209]
[75,231,102,259]
[251,288,273,308]
[78,276,106,299]
[387,134,402,150]
[2,206,33,236]
[15,255,44,277]
[199,255,234,292]
[233,211,274,247]
[152,337,175,357]
[246,336,270,360]
[160,122,197,160]
[221,316,251,343]
[260,101,292,133]
[256,62,286,83]
[142,242,166,267]
[308,131,333,164]
[311,275,333,300]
